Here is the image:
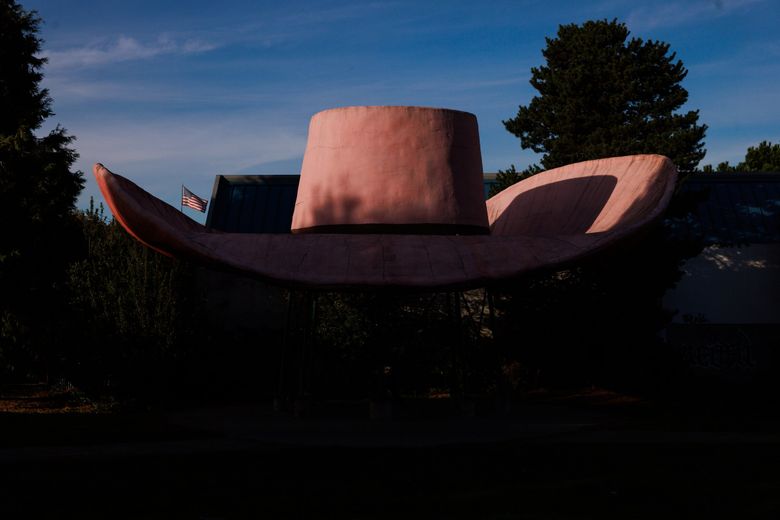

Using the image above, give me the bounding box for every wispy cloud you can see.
[41,76,273,106]
[43,35,217,69]
[70,111,307,219]
[627,0,764,31]
[74,114,305,170]
[193,2,400,50]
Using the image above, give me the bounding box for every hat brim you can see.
[93,155,676,290]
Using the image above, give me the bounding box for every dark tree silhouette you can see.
[0,0,84,378]
[504,19,707,175]
[489,20,712,394]
[743,141,780,172]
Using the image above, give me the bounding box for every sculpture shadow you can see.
[296,190,364,233]
[490,175,618,236]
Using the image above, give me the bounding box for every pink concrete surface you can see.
[292,106,488,235]
[92,105,677,290]
[487,155,676,237]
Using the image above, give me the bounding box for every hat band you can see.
[292,223,489,235]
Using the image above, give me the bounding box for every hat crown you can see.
[291,106,489,234]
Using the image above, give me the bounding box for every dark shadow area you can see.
[3,182,780,518]
[277,290,486,410]
[299,180,489,234]
[490,175,617,236]
[302,190,363,230]
[484,181,737,405]
[3,407,780,519]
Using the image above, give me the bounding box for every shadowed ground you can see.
[2,387,780,519]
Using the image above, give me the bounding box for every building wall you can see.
[663,244,780,324]
[662,244,780,382]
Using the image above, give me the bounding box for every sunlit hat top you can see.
[292,106,488,235]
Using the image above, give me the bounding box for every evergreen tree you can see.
[700,141,780,173]
[504,19,707,174]
[0,0,84,379]
[493,21,709,393]
[743,141,780,172]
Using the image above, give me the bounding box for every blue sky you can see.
[24,0,780,223]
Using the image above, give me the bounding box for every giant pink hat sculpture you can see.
[94,106,677,290]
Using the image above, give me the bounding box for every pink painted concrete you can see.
[292,106,488,234]
[487,155,676,237]
[94,163,217,262]
[92,106,677,290]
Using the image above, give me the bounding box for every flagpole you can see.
[180,185,184,213]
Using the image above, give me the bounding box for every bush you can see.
[62,201,199,403]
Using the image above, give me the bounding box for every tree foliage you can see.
[0,0,52,134]
[504,19,707,174]
[0,0,83,260]
[63,202,196,399]
[0,0,84,380]
[700,141,780,173]
[490,20,711,395]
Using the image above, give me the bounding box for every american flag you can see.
[182,185,208,212]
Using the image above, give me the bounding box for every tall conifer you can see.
[504,19,707,174]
